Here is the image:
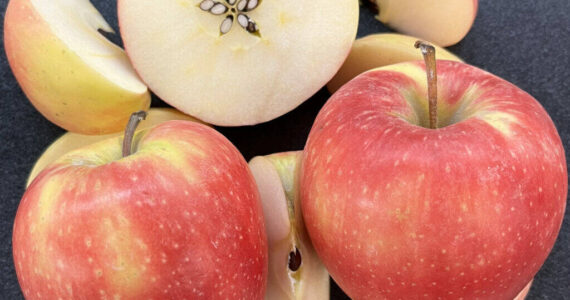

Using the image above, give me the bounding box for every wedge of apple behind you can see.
[118,0,359,126]
[249,152,329,299]
[4,0,151,134]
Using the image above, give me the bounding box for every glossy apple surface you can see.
[327,33,462,93]
[249,151,329,299]
[4,0,150,134]
[118,0,358,126]
[26,108,204,186]
[13,121,267,299]
[372,0,478,47]
[301,60,567,299]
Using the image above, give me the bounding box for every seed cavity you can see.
[237,0,247,11]
[288,247,302,272]
[220,15,234,34]
[246,0,259,11]
[210,3,228,15]
[199,0,215,10]
[200,0,262,36]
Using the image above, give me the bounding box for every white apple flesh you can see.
[118,0,359,126]
[4,0,150,134]
[249,151,329,300]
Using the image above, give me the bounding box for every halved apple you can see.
[26,108,204,186]
[327,33,463,93]
[118,0,359,126]
[249,151,329,299]
[4,0,150,135]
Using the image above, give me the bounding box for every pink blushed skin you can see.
[301,60,566,299]
[13,121,267,299]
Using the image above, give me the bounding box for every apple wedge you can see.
[4,0,150,135]
[249,151,329,299]
[327,33,462,93]
[118,0,359,126]
[26,108,205,187]
[368,0,478,47]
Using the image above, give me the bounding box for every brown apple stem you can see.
[414,41,438,129]
[122,111,147,157]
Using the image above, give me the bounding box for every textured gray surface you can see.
[1,0,569,299]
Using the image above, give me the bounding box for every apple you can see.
[4,0,151,135]
[118,0,359,126]
[249,151,329,299]
[367,0,478,47]
[13,115,268,299]
[26,108,206,187]
[301,43,567,298]
[327,33,463,94]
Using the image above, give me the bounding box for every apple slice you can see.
[249,151,329,299]
[118,0,359,126]
[368,0,478,47]
[4,0,150,135]
[26,108,206,187]
[327,33,463,93]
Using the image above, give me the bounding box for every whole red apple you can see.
[13,118,267,299]
[301,58,567,298]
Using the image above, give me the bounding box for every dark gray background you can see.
[1,0,569,299]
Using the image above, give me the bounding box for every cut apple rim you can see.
[122,111,148,157]
[199,0,261,36]
[30,0,147,94]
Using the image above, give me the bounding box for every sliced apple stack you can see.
[249,151,329,299]
[118,0,359,126]
[4,0,151,135]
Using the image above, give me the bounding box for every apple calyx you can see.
[199,0,261,36]
[122,110,147,157]
[414,41,438,129]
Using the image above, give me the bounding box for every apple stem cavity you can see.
[414,41,438,129]
[122,110,147,157]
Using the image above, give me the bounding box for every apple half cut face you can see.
[249,151,329,299]
[118,0,359,126]
[4,0,150,134]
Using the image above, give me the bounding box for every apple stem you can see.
[414,41,438,129]
[122,111,147,157]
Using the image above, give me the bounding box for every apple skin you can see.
[4,0,150,135]
[13,121,267,299]
[301,60,567,299]
[26,108,206,187]
[373,0,478,47]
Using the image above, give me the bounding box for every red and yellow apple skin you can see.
[301,61,567,299]
[4,0,150,135]
[13,121,267,299]
[26,108,205,187]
